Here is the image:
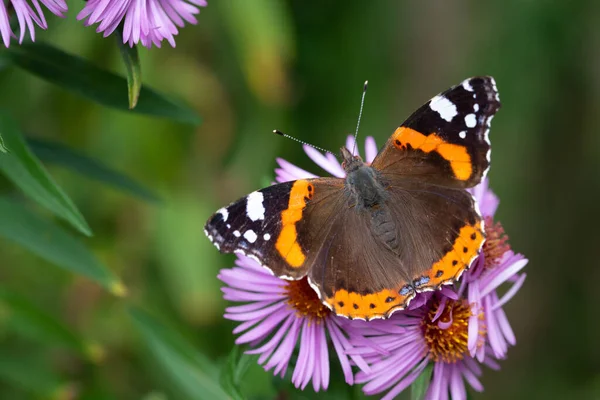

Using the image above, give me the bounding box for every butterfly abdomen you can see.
[370,207,400,252]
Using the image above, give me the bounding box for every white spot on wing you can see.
[233,230,241,237]
[217,208,229,222]
[462,80,474,92]
[429,95,457,122]
[243,230,257,243]
[473,103,479,112]
[459,131,467,139]
[263,233,271,241]
[465,114,477,128]
[246,191,265,221]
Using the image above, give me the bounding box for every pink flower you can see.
[219,254,369,391]
[77,0,207,48]
[0,0,67,47]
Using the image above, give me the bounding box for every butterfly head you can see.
[341,146,365,173]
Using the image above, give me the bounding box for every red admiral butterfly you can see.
[205,77,500,320]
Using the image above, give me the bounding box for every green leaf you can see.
[0,197,125,296]
[220,346,256,400]
[0,131,7,153]
[0,113,91,236]
[129,308,231,400]
[28,138,160,203]
[116,31,142,109]
[0,288,103,362]
[1,42,201,125]
[0,354,69,398]
[411,364,433,400]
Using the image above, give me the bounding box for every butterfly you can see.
[205,76,500,320]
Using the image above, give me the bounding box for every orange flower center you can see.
[483,217,510,268]
[285,277,330,321]
[422,299,483,363]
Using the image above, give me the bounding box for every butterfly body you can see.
[205,77,500,320]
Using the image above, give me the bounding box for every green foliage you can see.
[0,113,91,235]
[129,308,232,400]
[411,364,433,400]
[0,42,200,124]
[116,31,143,109]
[0,197,124,295]
[28,138,160,203]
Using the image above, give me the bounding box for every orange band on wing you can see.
[325,287,414,320]
[325,221,484,320]
[392,127,473,181]
[423,221,484,285]
[275,180,314,267]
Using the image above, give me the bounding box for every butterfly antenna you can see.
[351,80,368,156]
[273,130,336,156]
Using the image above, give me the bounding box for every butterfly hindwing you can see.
[372,76,500,188]
[307,179,484,320]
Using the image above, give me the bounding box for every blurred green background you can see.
[1,0,599,399]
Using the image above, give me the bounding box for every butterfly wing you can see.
[371,76,500,188]
[205,178,345,279]
[307,180,484,320]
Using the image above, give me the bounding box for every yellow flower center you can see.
[422,299,483,363]
[483,217,510,268]
[285,277,330,321]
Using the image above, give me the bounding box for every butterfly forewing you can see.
[204,178,345,280]
[372,76,500,188]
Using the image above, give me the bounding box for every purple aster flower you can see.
[0,0,67,47]
[218,254,369,391]
[77,0,207,48]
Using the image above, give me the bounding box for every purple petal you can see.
[267,317,301,374]
[276,158,317,180]
[492,273,526,310]
[316,323,329,390]
[426,362,445,400]
[380,358,429,400]
[0,1,13,47]
[480,258,528,297]
[303,145,344,177]
[484,295,507,358]
[461,361,484,391]
[450,364,467,400]
[345,135,360,157]
[483,355,501,370]
[235,308,290,343]
[247,315,294,363]
[327,319,355,384]
[362,342,425,392]
[221,287,287,302]
[365,136,378,163]
[468,280,481,355]
[224,302,285,322]
[432,297,448,323]
[495,304,516,345]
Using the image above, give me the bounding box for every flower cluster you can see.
[0,0,206,48]
[218,136,527,398]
